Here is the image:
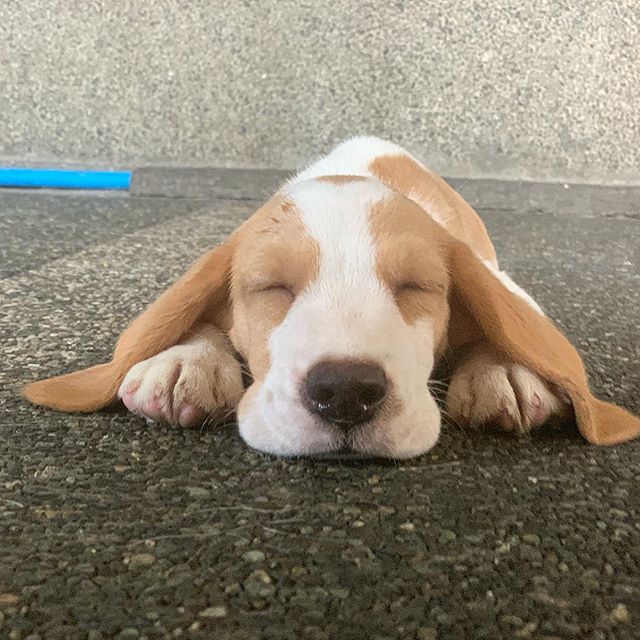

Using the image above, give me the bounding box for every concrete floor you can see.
[1,180,639,640]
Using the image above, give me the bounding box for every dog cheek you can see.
[356,392,441,459]
[236,382,282,454]
[237,379,340,456]
[395,392,442,458]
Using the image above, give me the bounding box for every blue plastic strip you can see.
[0,167,131,190]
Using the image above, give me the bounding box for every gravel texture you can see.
[1,1,640,184]
[1,180,639,640]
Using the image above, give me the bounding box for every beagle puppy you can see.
[23,137,640,457]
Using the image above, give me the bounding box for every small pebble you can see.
[199,606,227,618]
[611,603,630,623]
[515,622,538,638]
[438,530,457,544]
[128,553,155,567]
[522,533,541,545]
[185,487,210,499]
[242,550,265,563]
[244,570,275,599]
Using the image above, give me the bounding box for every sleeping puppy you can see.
[23,137,640,457]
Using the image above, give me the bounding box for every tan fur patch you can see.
[230,196,320,380]
[369,195,451,356]
[370,154,498,265]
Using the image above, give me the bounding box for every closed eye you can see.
[249,281,295,299]
[394,281,445,296]
[260,283,291,293]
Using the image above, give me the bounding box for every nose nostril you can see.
[358,383,387,406]
[313,385,335,404]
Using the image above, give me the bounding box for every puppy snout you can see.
[302,359,388,428]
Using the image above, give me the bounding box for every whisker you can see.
[437,404,467,433]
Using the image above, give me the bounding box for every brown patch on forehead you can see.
[316,174,367,185]
[369,195,451,355]
[370,154,497,265]
[230,196,320,380]
[236,196,319,292]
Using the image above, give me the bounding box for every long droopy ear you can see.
[448,239,640,445]
[22,238,235,413]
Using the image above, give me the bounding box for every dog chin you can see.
[237,383,441,459]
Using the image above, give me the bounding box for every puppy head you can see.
[230,177,451,457]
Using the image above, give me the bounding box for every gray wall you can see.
[1,1,638,184]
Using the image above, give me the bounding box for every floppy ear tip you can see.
[21,375,77,410]
[21,363,122,413]
[22,379,49,404]
[577,397,640,445]
[21,377,80,411]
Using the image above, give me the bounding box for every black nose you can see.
[302,360,388,428]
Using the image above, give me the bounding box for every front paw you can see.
[118,345,243,428]
[446,353,570,435]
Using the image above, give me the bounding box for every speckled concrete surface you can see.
[1,1,640,184]
[1,183,639,640]
[130,167,640,218]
